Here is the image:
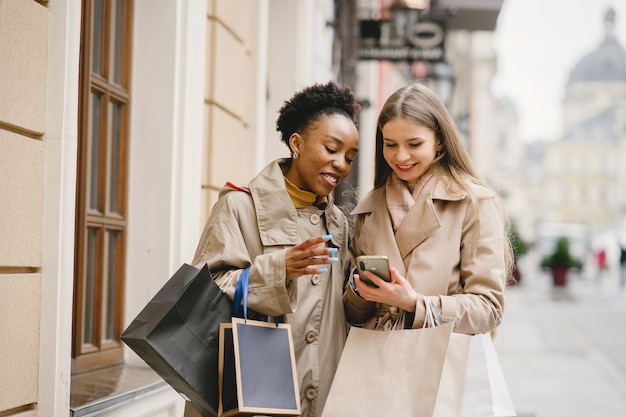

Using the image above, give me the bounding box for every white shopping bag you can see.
[459,333,516,417]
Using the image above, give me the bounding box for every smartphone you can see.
[356,255,391,287]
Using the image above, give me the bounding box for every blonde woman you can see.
[345,83,512,335]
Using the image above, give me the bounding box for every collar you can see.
[285,176,317,206]
[351,177,467,262]
[352,177,467,216]
[247,159,344,247]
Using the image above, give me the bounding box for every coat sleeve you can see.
[191,191,296,317]
[413,194,507,334]
[343,213,377,326]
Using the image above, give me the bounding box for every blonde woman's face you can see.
[381,118,441,183]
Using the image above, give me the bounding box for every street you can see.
[493,252,626,417]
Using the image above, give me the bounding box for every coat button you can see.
[309,213,320,224]
[305,387,317,400]
[311,274,321,285]
[305,331,317,343]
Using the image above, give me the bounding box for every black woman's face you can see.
[287,114,359,197]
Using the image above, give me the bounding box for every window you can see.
[560,153,569,173]
[73,0,133,373]
[579,184,587,202]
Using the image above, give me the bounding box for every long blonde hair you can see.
[374,83,514,277]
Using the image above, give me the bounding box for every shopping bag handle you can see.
[233,267,250,319]
[233,267,279,327]
[424,295,441,327]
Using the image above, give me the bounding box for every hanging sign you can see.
[359,18,446,62]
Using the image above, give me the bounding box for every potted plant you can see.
[540,237,582,286]
[508,222,528,286]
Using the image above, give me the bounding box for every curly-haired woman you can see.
[185,81,360,417]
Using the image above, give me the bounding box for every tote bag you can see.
[218,268,301,417]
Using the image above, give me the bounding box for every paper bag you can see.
[432,332,472,417]
[321,322,457,417]
[459,333,517,417]
[217,268,300,417]
[121,263,232,417]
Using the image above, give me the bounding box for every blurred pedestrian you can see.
[595,248,607,282]
[619,244,626,289]
[184,81,360,417]
[345,81,513,335]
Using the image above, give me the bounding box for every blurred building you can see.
[490,96,539,242]
[351,0,526,250]
[2,1,338,416]
[353,0,504,196]
[540,7,626,257]
[0,0,504,416]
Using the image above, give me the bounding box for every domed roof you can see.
[564,106,617,140]
[568,8,626,84]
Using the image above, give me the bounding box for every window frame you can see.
[73,0,133,373]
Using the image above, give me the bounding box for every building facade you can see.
[540,7,626,262]
[0,0,503,416]
[2,1,338,416]
[354,0,504,195]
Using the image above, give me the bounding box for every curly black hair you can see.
[275,81,360,148]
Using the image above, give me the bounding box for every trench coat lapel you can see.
[247,159,345,248]
[248,160,300,246]
[394,190,441,259]
[394,180,468,256]
[353,180,467,277]
[352,188,407,276]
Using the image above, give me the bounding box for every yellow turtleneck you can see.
[285,177,317,207]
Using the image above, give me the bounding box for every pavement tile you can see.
[493,253,626,417]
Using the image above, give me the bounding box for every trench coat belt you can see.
[364,305,403,331]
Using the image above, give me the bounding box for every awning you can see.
[437,0,503,31]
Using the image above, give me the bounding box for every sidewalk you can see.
[493,254,626,417]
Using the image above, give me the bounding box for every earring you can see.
[293,152,299,160]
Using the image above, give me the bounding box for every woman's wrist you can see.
[403,290,419,313]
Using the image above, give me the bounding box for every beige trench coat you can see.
[188,159,351,417]
[344,178,506,335]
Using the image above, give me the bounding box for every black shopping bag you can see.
[121,263,232,417]
[217,270,301,417]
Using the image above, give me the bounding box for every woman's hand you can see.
[285,235,338,280]
[354,267,418,312]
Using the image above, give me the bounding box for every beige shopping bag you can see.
[321,322,459,417]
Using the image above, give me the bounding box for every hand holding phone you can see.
[356,255,391,287]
